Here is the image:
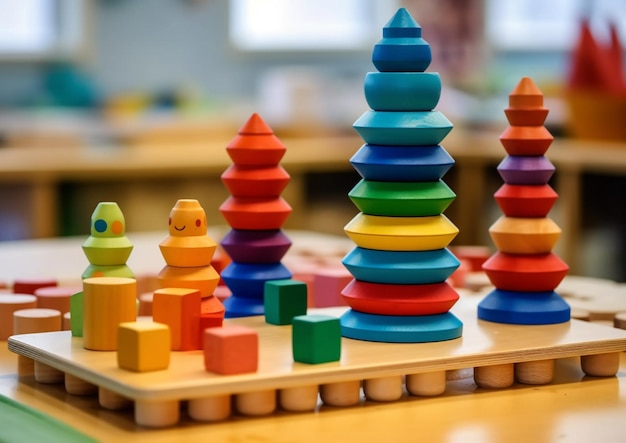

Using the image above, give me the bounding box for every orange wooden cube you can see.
[117,322,170,372]
[203,325,258,375]
[152,287,201,351]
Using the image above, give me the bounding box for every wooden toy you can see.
[203,324,258,375]
[292,314,341,364]
[158,199,222,301]
[117,321,170,372]
[219,114,293,318]
[34,285,81,315]
[311,268,351,308]
[263,279,307,325]
[488,216,561,253]
[82,276,137,351]
[81,202,134,279]
[0,294,37,340]
[340,8,462,344]
[152,287,201,351]
[350,144,454,182]
[69,291,83,337]
[10,297,626,427]
[13,308,62,379]
[478,77,570,326]
[12,278,57,295]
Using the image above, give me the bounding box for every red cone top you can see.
[226,113,286,165]
[238,113,274,135]
[508,77,545,108]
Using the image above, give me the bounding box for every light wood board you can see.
[8,297,626,402]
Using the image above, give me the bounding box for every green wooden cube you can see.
[264,279,308,325]
[292,314,341,364]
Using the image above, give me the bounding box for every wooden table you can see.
[0,233,625,442]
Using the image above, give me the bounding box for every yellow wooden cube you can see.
[117,321,170,372]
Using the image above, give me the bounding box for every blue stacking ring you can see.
[364,72,441,111]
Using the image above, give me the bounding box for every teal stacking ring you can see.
[364,72,441,111]
[353,111,453,146]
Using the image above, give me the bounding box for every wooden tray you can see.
[9,296,626,427]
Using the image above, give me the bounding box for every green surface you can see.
[264,279,308,326]
[292,315,341,364]
[0,394,97,443]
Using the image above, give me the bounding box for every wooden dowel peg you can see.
[474,363,514,389]
[320,380,361,407]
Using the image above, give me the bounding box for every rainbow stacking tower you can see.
[477,77,570,324]
[340,8,462,343]
[219,113,293,318]
[81,202,134,279]
[158,199,224,318]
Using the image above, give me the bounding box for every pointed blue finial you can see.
[372,8,431,72]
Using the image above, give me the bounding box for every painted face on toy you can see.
[168,199,207,236]
[90,202,126,237]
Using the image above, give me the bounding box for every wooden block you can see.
[0,294,37,340]
[364,71,441,111]
[494,184,558,218]
[312,268,352,308]
[34,285,81,315]
[137,292,154,316]
[117,321,170,372]
[292,314,341,364]
[199,295,226,345]
[220,229,291,263]
[264,279,307,325]
[12,278,57,295]
[153,287,201,351]
[497,155,555,185]
[203,325,258,375]
[69,291,83,337]
[221,164,290,198]
[62,311,71,331]
[83,277,137,351]
[13,308,63,377]
[219,196,292,230]
[13,308,62,335]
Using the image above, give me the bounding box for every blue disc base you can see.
[221,262,292,299]
[223,296,265,318]
[477,289,571,325]
[340,310,463,343]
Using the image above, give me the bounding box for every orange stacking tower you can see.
[158,199,224,322]
[477,77,570,324]
[339,8,462,343]
[219,113,292,317]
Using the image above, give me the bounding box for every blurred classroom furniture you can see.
[1,114,625,278]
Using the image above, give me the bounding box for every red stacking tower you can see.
[219,114,293,317]
[477,77,570,324]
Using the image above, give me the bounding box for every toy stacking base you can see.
[477,289,571,325]
[340,310,463,343]
[8,297,626,428]
[223,296,265,318]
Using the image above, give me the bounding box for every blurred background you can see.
[0,0,624,281]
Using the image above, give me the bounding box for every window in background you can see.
[486,0,626,50]
[229,0,397,52]
[0,0,88,60]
